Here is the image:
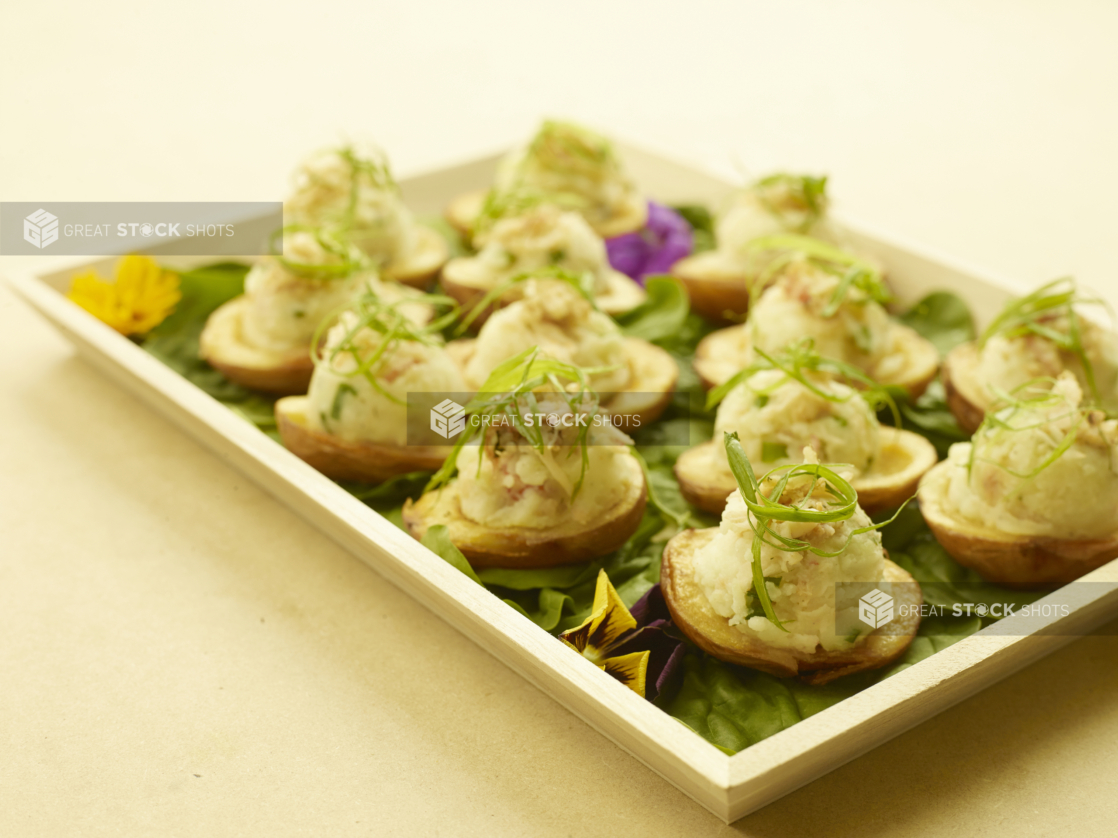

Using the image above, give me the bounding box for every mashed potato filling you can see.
[692,459,888,654]
[976,316,1118,409]
[460,205,616,293]
[716,178,831,264]
[749,261,898,377]
[285,146,420,266]
[464,279,631,393]
[240,232,373,354]
[712,369,880,477]
[306,311,466,446]
[492,121,641,228]
[454,396,637,530]
[240,232,430,355]
[942,373,1118,539]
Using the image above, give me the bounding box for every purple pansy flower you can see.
[611,584,687,705]
[605,202,694,286]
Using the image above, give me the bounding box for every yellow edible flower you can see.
[66,255,180,336]
[559,570,650,696]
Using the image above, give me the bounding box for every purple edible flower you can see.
[605,202,693,286]
[612,584,687,705]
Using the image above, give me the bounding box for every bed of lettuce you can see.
[140,218,1044,756]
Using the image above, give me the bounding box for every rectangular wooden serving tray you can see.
[9,143,1118,823]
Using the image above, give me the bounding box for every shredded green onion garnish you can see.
[424,348,610,498]
[979,277,1114,405]
[740,233,889,314]
[335,143,398,198]
[472,120,619,234]
[267,225,369,280]
[472,186,590,237]
[966,377,1089,480]
[706,338,902,428]
[311,289,458,406]
[751,172,829,234]
[723,432,909,631]
[526,119,618,179]
[454,266,599,335]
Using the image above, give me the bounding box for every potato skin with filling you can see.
[919,460,1118,589]
[403,459,648,569]
[660,528,921,684]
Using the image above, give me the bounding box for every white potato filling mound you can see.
[493,124,640,227]
[455,395,637,530]
[716,182,831,264]
[284,146,420,266]
[465,279,631,393]
[240,232,430,355]
[692,456,887,654]
[305,311,466,446]
[713,369,880,478]
[976,317,1118,409]
[240,232,373,354]
[943,373,1118,539]
[749,261,903,379]
[461,205,615,292]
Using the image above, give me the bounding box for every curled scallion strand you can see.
[750,172,829,234]
[472,186,590,238]
[310,289,459,406]
[740,234,889,313]
[526,119,618,180]
[706,338,902,429]
[965,377,1091,481]
[424,348,611,499]
[267,224,370,280]
[454,266,599,336]
[472,121,618,235]
[978,277,1115,406]
[723,432,910,631]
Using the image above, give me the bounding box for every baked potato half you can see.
[675,427,937,516]
[441,261,646,324]
[383,225,450,290]
[669,250,752,325]
[941,341,993,435]
[661,527,921,685]
[444,188,647,243]
[402,455,648,569]
[275,395,451,483]
[445,336,678,426]
[199,296,314,395]
[693,322,940,398]
[919,459,1118,589]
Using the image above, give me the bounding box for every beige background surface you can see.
[2,1,1118,835]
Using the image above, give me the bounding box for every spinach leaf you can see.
[614,276,690,342]
[140,261,280,438]
[477,512,665,631]
[880,505,1042,613]
[666,614,982,753]
[422,524,482,585]
[898,291,976,356]
[671,204,716,253]
[150,262,249,338]
[881,379,969,459]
